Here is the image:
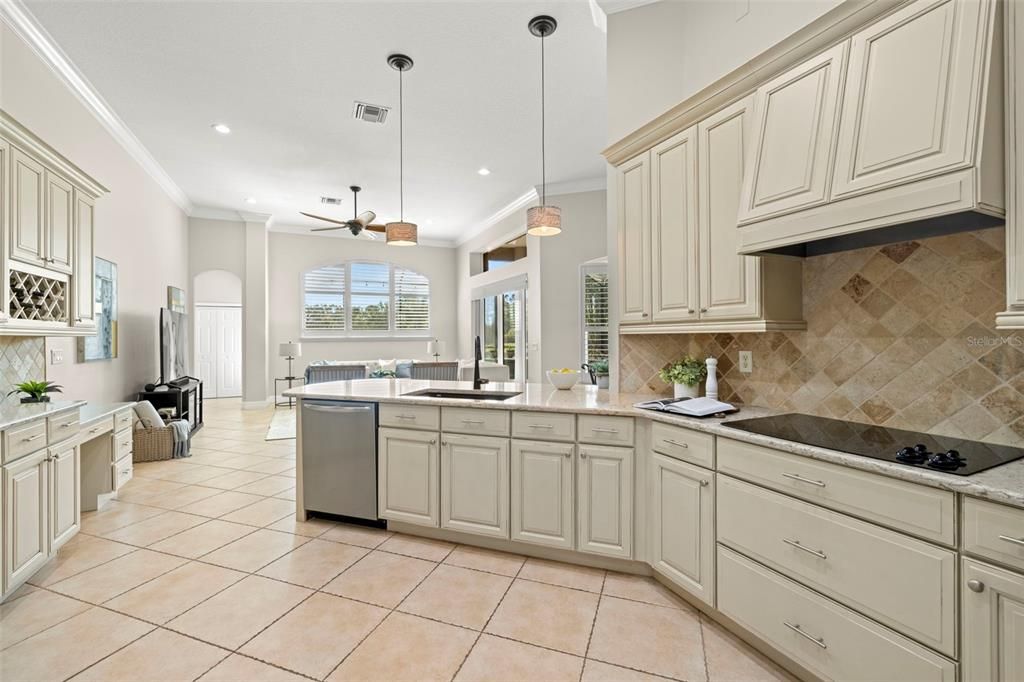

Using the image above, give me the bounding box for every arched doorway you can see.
[193,269,243,398]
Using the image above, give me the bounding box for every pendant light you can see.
[386,53,418,246]
[526,15,561,237]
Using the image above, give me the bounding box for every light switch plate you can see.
[50,349,64,365]
[738,350,753,373]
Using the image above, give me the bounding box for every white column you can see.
[241,212,270,407]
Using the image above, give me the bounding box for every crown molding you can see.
[535,176,607,198]
[594,0,662,16]
[455,187,539,248]
[0,0,193,215]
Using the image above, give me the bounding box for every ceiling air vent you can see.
[320,196,344,206]
[353,101,390,124]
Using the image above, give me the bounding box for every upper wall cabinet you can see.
[735,0,1003,255]
[617,97,804,334]
[616,153,652,324]
[737,42,848,224]
[1,112,106,336]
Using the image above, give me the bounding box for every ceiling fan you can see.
[300,186,386,238]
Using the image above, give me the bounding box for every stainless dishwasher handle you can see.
[304,405,374,414]
[783,538,827,560]
[782,472,826,488]
[783,622,827,649]
[998,535,1024,548]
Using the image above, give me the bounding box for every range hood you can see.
[734,0,1004,258]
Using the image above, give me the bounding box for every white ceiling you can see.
[24,0,608,243]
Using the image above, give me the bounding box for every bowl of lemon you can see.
[547,368,580,390]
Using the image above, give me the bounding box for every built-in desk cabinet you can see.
[2,449,49,591]
[1,111,106,336]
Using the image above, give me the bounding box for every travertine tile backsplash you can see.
[619,228,1024,446]
[0,336,46,399]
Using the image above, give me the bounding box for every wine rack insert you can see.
[9,269,67,322]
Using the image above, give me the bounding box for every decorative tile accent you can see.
[0,336,46,392]
[619,228,1024,446]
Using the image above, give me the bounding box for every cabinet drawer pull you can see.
[528,423,554,429]
[89,427,102,435]
[664,438,688,448]
[783,538,827,560]
[395,414,417,420]
[781,472,826,488]
[591,427,620,434]
[60,421,77,428]
[967,579,985,593]
[461,419,485,425]
[998,535,1024,548]
[22,433,44,442]
[782,622,827,649]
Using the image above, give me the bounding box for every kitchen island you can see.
[285,378,1024,681]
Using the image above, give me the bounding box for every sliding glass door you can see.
[474,285,526,381]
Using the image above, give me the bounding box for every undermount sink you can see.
[401,388,521,401]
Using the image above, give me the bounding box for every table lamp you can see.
[279,342,302,379]
[427,339,444,362]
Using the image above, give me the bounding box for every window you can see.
[582,264,609,370]
[472,277,527,381]
[482,233,528,272]
[302,262,430,337]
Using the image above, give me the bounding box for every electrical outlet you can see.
[738,350,753,373]
[50,349,64,365]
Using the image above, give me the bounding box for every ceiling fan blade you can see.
[300,211,350,226]
[354,210,377,227]
[310,226,345,232]
[364,231,378,240]
[365,224,387,233]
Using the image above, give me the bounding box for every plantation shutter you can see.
[582,266,609,365]
[303,264,346,333]
[350,262,390,331]
[394,267,430,330]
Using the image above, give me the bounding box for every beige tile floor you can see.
[0,399,794,682]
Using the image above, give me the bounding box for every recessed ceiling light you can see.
[245,197,257,204]
[477,167,491,176]
[211,123,231,134]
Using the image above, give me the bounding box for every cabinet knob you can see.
[580,451,588,459]
[428,439,436,445]
[700,479,710,487]
[687,309,695,314]
[641,313,649,318]
[967,579,985,593]
[700,308,708,313]
[563,451,571,458]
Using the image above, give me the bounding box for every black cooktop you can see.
[723,413,1024,476]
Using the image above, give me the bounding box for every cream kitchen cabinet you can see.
[0,138,8,325]
[44,171,74,275]
[737,0,1003,255]
[510,439,574,550]
[738,42,848,224]
[618,96,803,332]
[440,433,509,539]
[650,126,699,323]
[962,557,1024,682]
[649,452,715,606]
[49,443,80,550]
[73,191,96,327]
[578,443,633,559]
[378,427,439,527]
[10,147,46,269]
[615,152,651,324]
[2,449,48,593]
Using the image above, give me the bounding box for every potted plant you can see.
[8,380,63,404]
[659,357,706,399]
[589,359,610,389]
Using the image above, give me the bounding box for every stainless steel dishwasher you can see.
[300,400,379,522]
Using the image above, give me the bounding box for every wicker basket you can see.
[132,423,177,462]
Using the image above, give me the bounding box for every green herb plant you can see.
[658,357,707,387]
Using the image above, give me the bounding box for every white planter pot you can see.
[596,375,610,389]
[674,382,699,399]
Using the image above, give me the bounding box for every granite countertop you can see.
[286,379,1024,510]
[79,401,135,425]
[0,399,87,431]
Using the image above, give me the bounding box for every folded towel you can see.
[169,420,191,459]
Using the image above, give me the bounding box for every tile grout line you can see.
[579,569,608,681]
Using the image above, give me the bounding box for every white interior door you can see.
[195,305,242,398]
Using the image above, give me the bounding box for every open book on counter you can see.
[633,396,738,418]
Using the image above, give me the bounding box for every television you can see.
[159,308,190,382]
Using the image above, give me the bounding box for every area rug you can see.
[265,409,296,441]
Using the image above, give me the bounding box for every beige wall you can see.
[606,0,841,143]
[1,22,190,402]
[619,229,1023,447]
[267,230,459,380]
